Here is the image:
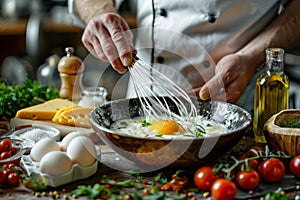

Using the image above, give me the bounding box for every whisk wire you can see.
[128,55,197,122]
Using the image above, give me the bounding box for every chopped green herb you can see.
[206,123,213,127]
[154,172,168,185]
[141,120,151,127]
[195,124,206,135]
[70,169,191,199]
[155,134,163,137]
[21,173,47,191]
[264,188,288,200]
[282,120,300,128]
[187,124,206,137]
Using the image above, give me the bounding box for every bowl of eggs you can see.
[89,97,252,170]
[264,109,300,156]
[21,132,100,187]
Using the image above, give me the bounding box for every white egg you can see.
[66,136,97,166]
[39,151,72,175]
[60,131,88,151]
[30,138,60,162]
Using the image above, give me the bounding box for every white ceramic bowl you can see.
[11,125,60,144]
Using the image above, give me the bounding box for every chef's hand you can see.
[192,53,257,103]
[81,13,135,74]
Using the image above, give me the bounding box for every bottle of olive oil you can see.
[253,48,289,143]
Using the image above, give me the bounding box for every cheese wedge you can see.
[52,106,94,128]
[16,98,75,120]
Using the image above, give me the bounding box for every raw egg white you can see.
[60,131,89,151]
[30,138,60,162]
[66,136,96,166]
[111,116,226,139]
[39,151,72,175]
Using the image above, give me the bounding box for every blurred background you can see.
[0,0,135,101]
[0,0,81,84]
[0,0,299,107]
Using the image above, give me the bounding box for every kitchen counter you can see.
[0,136,299,200]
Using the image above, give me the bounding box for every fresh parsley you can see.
[282,120,300,128]
[0,77,60,120]
[141,120,151,127]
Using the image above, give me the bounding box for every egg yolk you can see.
[150,120,184,135]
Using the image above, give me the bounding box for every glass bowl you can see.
[0,137,26,166]
[0,121,15,137]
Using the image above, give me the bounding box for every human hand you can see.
[193,54,257,103]
[82,13,135,74]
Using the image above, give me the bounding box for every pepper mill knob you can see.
[58,47,84,102]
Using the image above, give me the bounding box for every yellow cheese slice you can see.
[52,105,80,123]
[53,106,94,128]
[16,98,75,120]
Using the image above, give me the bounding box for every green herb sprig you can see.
[0,77,60,120]
[71,170,190,199]
[282,120,300,128]
[141,120,151,127]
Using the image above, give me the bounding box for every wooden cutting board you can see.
[11,117,94,137]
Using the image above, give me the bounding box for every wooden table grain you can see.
[0,137,299,200]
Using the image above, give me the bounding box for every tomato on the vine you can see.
[238,153,259,171]
[3,168,14,178]
[247,146,265,157]
[211,178,237,200]
[0,151,11,160]
[9,146,19,156]
[258,158,285,183]
[235,170,260,190]
[0,170,5,184]
[194,166,217,191]
[290,155,300,179]
[0,139,12,152]
[6,172,20,186]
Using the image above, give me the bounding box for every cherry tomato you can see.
[8,164,15,169]
[4,168,14,178]
[0,170,5,184]
[2,164,9,169]
[258,158,285,183]
[247,146,265,157]
[211,178,237,200]
[0,139,12,152]
[9,147,19,156]
[290,155,300,179]
[235,170,260,190]
[0,151,11,160]
[194,166,217,191]
[6,172,20,186]
[238,153,259,171]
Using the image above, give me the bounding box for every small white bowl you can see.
[11,125,61,144]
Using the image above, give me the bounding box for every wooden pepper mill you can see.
[58,47,84,103]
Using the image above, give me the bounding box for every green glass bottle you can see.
[253,48,289,143]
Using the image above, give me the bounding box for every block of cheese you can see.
[52,106,94,128]
[16,98,75,120]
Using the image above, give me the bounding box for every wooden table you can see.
[0,136,299,200]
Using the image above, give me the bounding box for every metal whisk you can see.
[128,55,197,123]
